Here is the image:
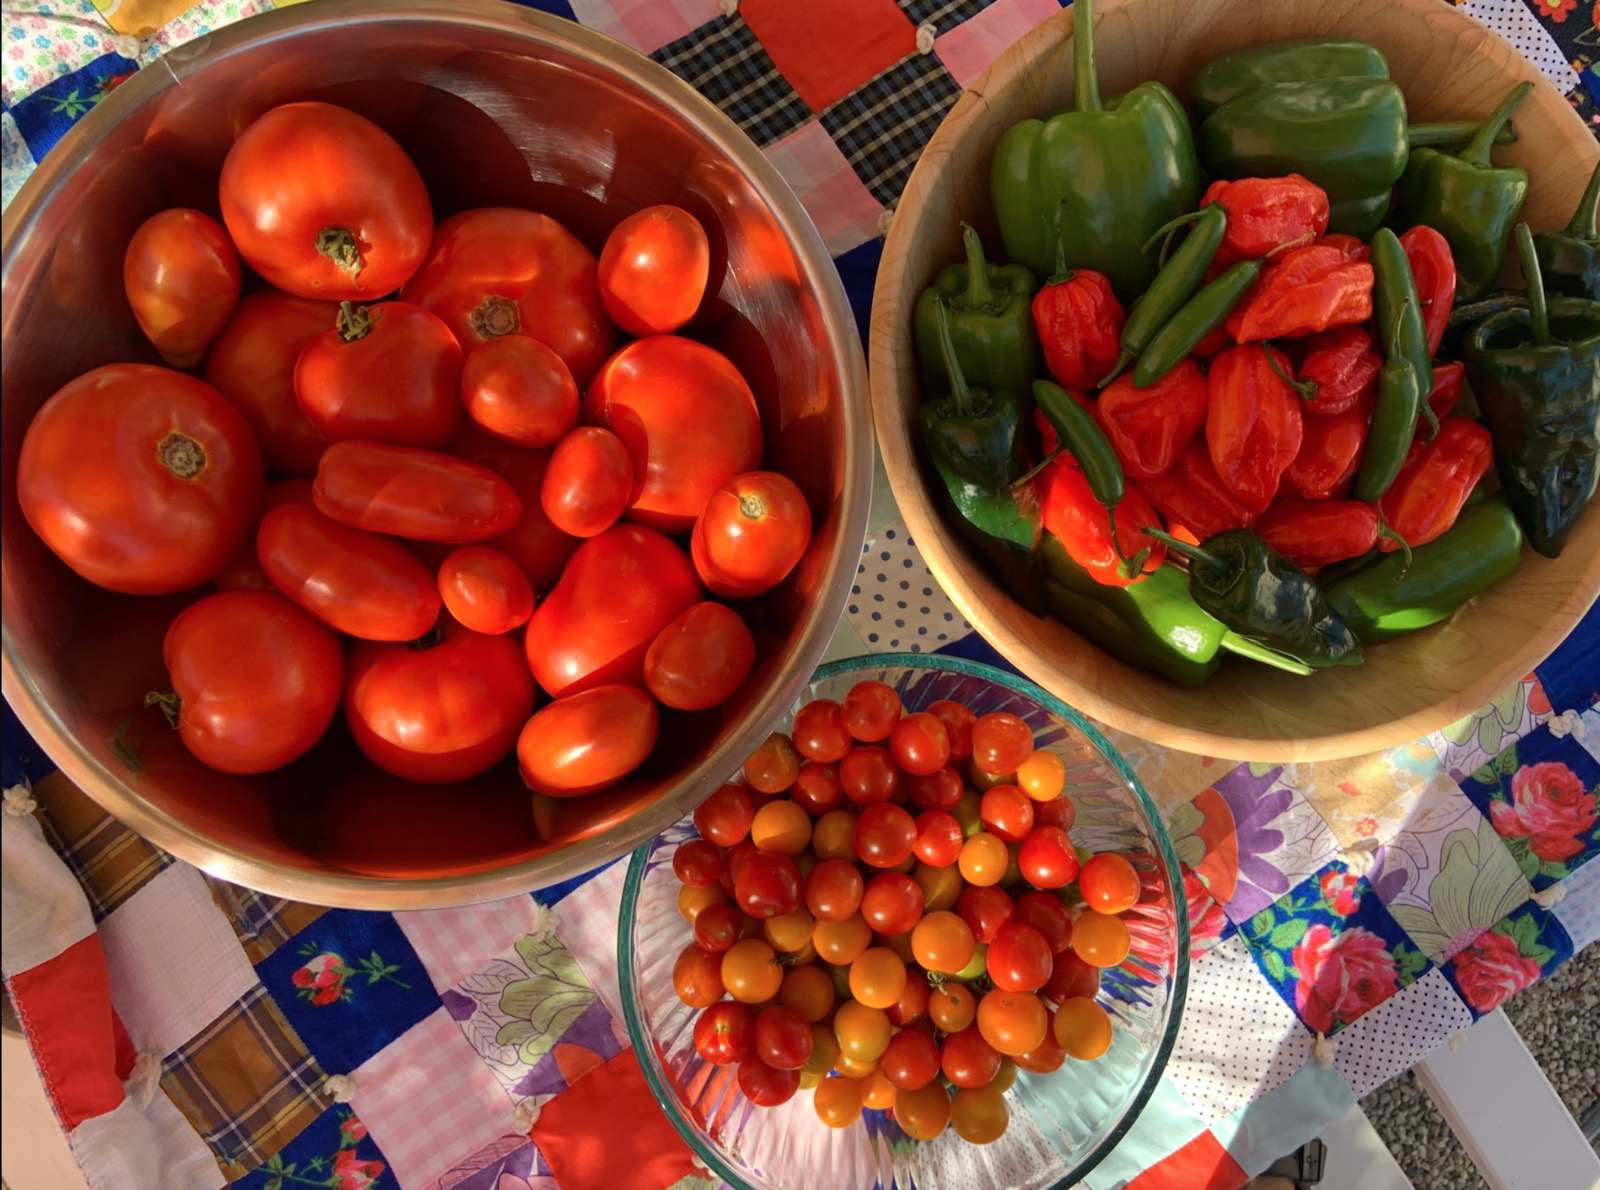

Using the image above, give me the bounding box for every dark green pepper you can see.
[1132,254,1268,388]
[1533,159,1600,302]
[1102,203,1227,385]
[989,0,1199,303]
[1324,496,1525,644]
[1397,81,1532,301]
[1190,38,1389,122]
[913,223,1040,401]
[1355,229,1433,502]
[1463,224,1600,558]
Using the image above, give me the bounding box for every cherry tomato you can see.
[691,470,813,599]
[401,207,614,388]
[597,204,710,335]
[832,1000,892,1063]
[744,733,801,795]
[957,884,1016,949]
[910,909,976,975]
[950,1085,1009,1144]
[911,810,964,868]
[219,102,431,300]
[804,859,864,922]
[987,923,1053,992]
[540,426,634,539]
[779,965,835,1023]
[1079,853,1143,914]
[763,906,814,953]
[1053,996,1113,1060]
[678,882,727,923]
[124,207,241,368]
[720,841,758,898]
[840,680,901,743]
[848,946,909,1011]
[889,712,951,776]
[523,523,701,697]
[886,973,930,1027]
[976,989,1048,1056]
[840,745,901,806]
[860,872,923,936]
[892,1082,951,1141]
[1035,793,1078,832]
[1014,890,1074,953]
[734,850,803,920]
[811,914,872,966]
[750,799,811,854]
[791,762,845,816]
[515,684,658,796]
[753,1004,813,1071]
[1017,749,1067,802]
[694,783,754,848]
[811,809,858,861]
[18,364,263,595]
[971,712,1035,776]
[693,902,741,953]
[907,765,964,812]
[1071,910,1132,969]
[929,981,977,1033]
[673,838,723,887]
[925,699,976,764]
[437,545,535,635]
[737,1056,800,1107]
[721,938,783,1004]
[979,785,1035,844]
[958,833,1010,888]
[854,803,917,869]
[792,699,852,763]
[879,1029,940,1092]
[314,440,522,543]
[1018,825,1081,890]
[1045,949,1102,1004]
[813,1076,863,1129]
[672,941,724,1008]
[1013,1015,1067,1074]
[460,334,580,448]
[643,602,755,712]
[940,1024,1002,1089]
[914,861,964,913]
[693,1000,753,1065]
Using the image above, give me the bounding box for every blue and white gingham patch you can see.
[651,15,812,148]
[820,52,963,207]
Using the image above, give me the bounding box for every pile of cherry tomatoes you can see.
[668,678,1146,1145]
[14,100,815,794]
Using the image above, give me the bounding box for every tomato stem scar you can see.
[315,227,363,275]
[469,295,521,338]
[158,432,206,479]
[143,689,181,729]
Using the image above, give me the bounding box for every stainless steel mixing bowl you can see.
[0,0,872,908]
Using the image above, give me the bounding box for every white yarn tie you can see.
[1531,882,1568,909]
[916,22,936,53]
[325,1073,358,1103]
[1342,837,1379,879]
[2,783,37,817]
[718,0,738,16]
[527,903,560,943]
[513,1097,542,1132]
[877,206,896,238]
[1547,708,1584,740]
[125,1052,161,1111]
[1447,1030,1469,1052]
[1311,1033,1336,1069]
[112,33,143,61]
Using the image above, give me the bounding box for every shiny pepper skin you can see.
[1399,224,1457,359]
[1202,174,1330,268]
[1207,343,1305,508]
[1040,455,1167,588]
[1097,359,1208,480]
[1227,244,1375,342]
[1255,499,1379,569]
[1376,416,1494,551]
[1142,438,1264,540]
[1033,269,1126,391]
[1297,325,1381,416]
[1283,388,1374,502]
[1421,361,1466,434]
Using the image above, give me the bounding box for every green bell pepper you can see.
[913,223,1041,401]
[1190,38,1390,123]
[1534,159,1600,302]
[989,0,1199,303]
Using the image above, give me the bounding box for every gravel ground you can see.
[1356,944,1599,1190]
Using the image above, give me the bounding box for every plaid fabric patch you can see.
[820,52,963,206]
[898,0,1000,30]
[160,984,328,1180]
[206,880,327,966]
[651,15,812,147]
[33,771,174,922]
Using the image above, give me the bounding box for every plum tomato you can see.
[460,334,580,448]
[841,680,902,743]
[940,1024,1002,1089]
[124,208,241,368]
[734,851,803,920]
[976,989,1048,1056]
[743,732,801,795]
[790,762,845,816]
[979,785,1035,844]
[912,810,964,867]
[840,745,901,807]
[1014,890,1074,953]
[541,426,634,539]
[597,204,710,336]
[986,923,1053,992]
[672,941,724,1008]
[792,699,852,763]
[737,1056,800,1107]
[907,765,964,812]
[910,909,976,975]
[860,872,923,936]
[1070,910,1132,969]
[880,1029,940,1091]
[691,470,813,600]
[971,712,1035,776]
[1017,748,1067,802]
[854,803,917,869]
[694,782,754,848]
[672,838,723,887]
[956,884,1015,945]
[925,699,976,764]
[888,712,951,777]
[436,545,535,635]
[1053,996,1113,1060]
[515,684,659,796]
[1017,825,1080,890]
[693,1001,753,1065]
[1079,853,1143,914]
[753,1004,814,1071]
[644,601,755,712]
[314,440,522,543]
[804,858,864,922]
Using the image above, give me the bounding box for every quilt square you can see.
[820,53,964,206]
[207,880,327,965]
[1332,969,1474,1097]
[1552,840,1600,951]
[7,49,138,160]
[565,0,718,56]
[35,770,174,921]
[1534,597,1598,714]
[1427,674,1553,784]
[763,122,885,257]
[1288,738,1450,850]
[2,4,125,109]
[741,0,916,112]
[1236,859,1432,1037]
[233,1105,390,1190]
[420,1135,548,1190]
[845,520,974,654]
[395,895,543,992]
[933,0,1061,88]
[899,0,998,28]
[1439,900,1575,1020]
[651,15,811,148]
[255,908,439,1076]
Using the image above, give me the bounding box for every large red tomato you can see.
[205,289,337,476]
[516,684,659,796]
[218,101,432,300]
[123,208,242,368]
[584,336,762,533]
[312,440,522,543]
[400,208,615,388]
[160,590,344,773]
[523,523,701,697]
[16,363,263,595]
[344,613,537,782]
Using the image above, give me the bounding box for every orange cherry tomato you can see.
[1071,910,1132,969]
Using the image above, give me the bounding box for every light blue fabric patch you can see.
[1212,1059,1356,1178]
[1080,1071,1210,1190]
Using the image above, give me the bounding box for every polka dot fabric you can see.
[843,517,974,654]
[1459,0,1581,92]
[1331,969,1474,1098]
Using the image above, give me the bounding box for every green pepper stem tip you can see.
[1460,80,1533,167]
[1512,222,1550,346]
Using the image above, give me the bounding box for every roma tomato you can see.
[522,523,701,698]
[442,423,579,593]
[17,364,263,595]
[257,503,441,641]
[205,290,337,476]
[540,426,634,539]
[515,684,659,796]
[123,207,241,368]
[344,613,536,782]
[597,204,711,336]
[313,441,522,543]
[295,301,464,449]
[219,102,431,300]
[401,207,614,388]
[584,336,762,533]
[436,545,535,635]
[642,601,756,711]
[160,590,343,773]
[460,334,580,448]
[213,477,315,592]
[690,470,812,599]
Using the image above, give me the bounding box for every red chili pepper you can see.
[1192,325,1232,361]
[1034,270,1125,393]
[1376,416,1494,551]
[1142,439,1264,540]
[1297,325,1381,416]
[1226,245,1375,342]
[1282,388,1374,502]
[1041,456,1166,587]
[1201,174,1330,268]
[1255,500,1379,569]
[1398,225,1457,360]
[1317,234,1370,263]
[1206,343,1305,508]
[1420,360,1465,433]
[1097,359,1208,480]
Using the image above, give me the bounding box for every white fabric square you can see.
[1333,968,1474,1098]
[2,810,97,977]
[1165,934,1312,1124]
[395,896,541,993]
[96,863,257,1058]
[2,111,38,211]
[69,1088,224,1190]
[350,1008,516,1190]
[550,856,630,1025]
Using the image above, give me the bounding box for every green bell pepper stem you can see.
[961,222,996,311]
[1459,80,1532,169]
[937,296,975,415]
[1075,0,1102,113]
[1406,120,1519,148]
[1532,161,1600,302]
[1519,222,1550,347]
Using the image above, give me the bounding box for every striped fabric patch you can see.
[820,51,963,205]
[651,14,812,147]
[206,881,328,966]
[34,771,174,922]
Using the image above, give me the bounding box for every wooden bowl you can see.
[870,0,1600,763]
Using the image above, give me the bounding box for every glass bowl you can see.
[618,653,1189,1190]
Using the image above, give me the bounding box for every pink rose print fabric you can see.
[1491,761,1598,862]
[1290,925,1400,1035]
[1461,722,1600,890]
[1441,901,1574,1021]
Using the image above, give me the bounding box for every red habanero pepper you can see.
[1227,244,1375,342]
[1398,225,1457,359]
[1282,387,1375,501]
[1318,234,1370,263]
[1206,343,1305,508]
[1033,392,1094,456]
[1192,325,1232,361]
[1201,174,1330,268]
[1297,325,1381,415]
[1420,361,1465,431]
[1142,439,1265,540]
[1375,416,1494,552]
[1254,500,1380,569]
[1097,359,1208,480]
[1033,268,1126,392]
[1040,455,1166,588]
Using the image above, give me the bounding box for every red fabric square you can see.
[739,0,918,111]
[1127,1129,1249,1190]
[529,1048,697,1190]
[8,934,128,1130]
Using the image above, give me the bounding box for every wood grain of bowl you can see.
[870,0,1600,763]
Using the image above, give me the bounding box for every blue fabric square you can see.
[2,699,56,789]
[255,909,439,1075]
[533,859,621,908]
[1440,900,1574,1020]
[1535,595,1599,715]
[935,629,1023,677]
[832,234,884,349]
[507,0,578,20]
[233,1104,391,1190]
[8,52,138,164]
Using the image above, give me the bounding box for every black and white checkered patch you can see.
[897,0,1001,32]
[651,15,812,148]
[820,53,963,207]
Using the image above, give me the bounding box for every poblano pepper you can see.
[918,296,1048,613]
[1463,223,1600,557]
[1397,82,1532,300]
[913,223,1041,400]
[989,0,1199,303]
[1534,159,1600,302]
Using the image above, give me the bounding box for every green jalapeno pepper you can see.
[1101,204,1227,386]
